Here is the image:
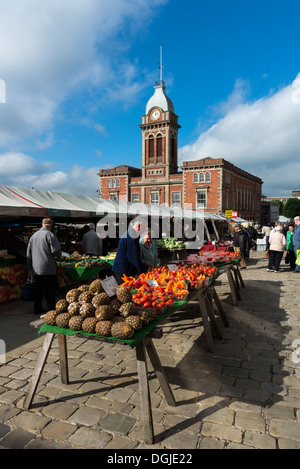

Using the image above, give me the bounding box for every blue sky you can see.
[1,0,300,198]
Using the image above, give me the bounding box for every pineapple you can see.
[139,307,157,325]
[69,315,84,331]
[68,302,80,316]
[44,310,59,326]
[111,316,125,323]
[89,279,104,294]
[82,317,97,333]
[125,315,144,331]
[91,292,110,308]
[79,303,95,318]
[111,322,134,340]
[95,320,113,337]
[119,302,136,318]
[95,304,113,321]
[55,312,70,328]
[116,286,132,304]
[110,297,122,314]
[78,291,94,305]
[56,299,69,313]
[66,288,80,304]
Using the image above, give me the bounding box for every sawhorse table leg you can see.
[136,336,176,444]
[23,332,55,410]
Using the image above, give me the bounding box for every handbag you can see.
[21,273,36,301]
[265,249,270,259]
[285,251,290,264]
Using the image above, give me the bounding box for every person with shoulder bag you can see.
[267,225,286,272]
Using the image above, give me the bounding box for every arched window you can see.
[156,133,162,163]
[193,173,199,183]
[112,179,116,188]
[107,179,111,188]
[171,133,176,162]
[148,135,154,164]
[116,178,120,188]
[199,172,205,183]
[205,172,211,183]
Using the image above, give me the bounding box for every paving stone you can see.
[100,412,136,435]
[243,431,276,449]
[0,422,10,438]
[201,421,243,443]
[26,437,72,449]
[235,411,266,432]
[68,406,105,426]
[0,428,36,449]
[0,404,21,422]
[41,401,79,420]
[269,418,300,441]
[10,411,51,433]
[68,426,112,448]
[42,420,78,440]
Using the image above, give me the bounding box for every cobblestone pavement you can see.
[0,251,300,449]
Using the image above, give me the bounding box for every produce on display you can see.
[155,238,187,251]
[43,251,240,340]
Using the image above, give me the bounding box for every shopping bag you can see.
[296,250,300,266]
[265,249,270,259]
[21,274,36,301]
[285,251,290,264]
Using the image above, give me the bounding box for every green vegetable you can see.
[155,237,186,251]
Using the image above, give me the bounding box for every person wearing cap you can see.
[112,218,148,284]
[139,229,158,269]
[82,223,103,257]
[232,223,248,268]
[26,218,62,315]
[267,225,286,272]
[293,216,300,272]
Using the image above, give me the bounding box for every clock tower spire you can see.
[139,51,181,182]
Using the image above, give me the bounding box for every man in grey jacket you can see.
[26,218,62,315]
[82,223,102,256]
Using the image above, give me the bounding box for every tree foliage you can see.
[283,198,300,219]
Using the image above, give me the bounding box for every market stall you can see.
[23,251,243,443]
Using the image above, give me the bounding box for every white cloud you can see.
[0,0,167,147]
[179,75,300,196]
[0,152,104,196]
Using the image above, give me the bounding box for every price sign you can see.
[225,210,233,218]
[146,279,158,287]
[167,264,178,271]
[101,276,119,297]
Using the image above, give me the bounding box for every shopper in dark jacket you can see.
[232,224,248,268]
[112,218,148,284]
[26,218,62,315]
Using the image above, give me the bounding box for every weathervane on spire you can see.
[156,45,165,86]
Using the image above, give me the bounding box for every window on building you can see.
[116,178,120,188]
[199,172,205,183]
[150,192,159,206]
[109,193,118,201]
[107,179,111,188]
[196,190,206,209]
[112,179,116,188]
[193,173,198,183]
[171,133,176,162]
[171,192,181,207]
[148,135,154,164]
[132,194,140,203]
[157,134,162,163]
[205,172,211,183]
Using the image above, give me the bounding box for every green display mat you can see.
[39,300,187,348]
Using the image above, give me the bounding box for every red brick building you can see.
[98,80,263,221]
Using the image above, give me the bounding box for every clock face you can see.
[151,109,160,120]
